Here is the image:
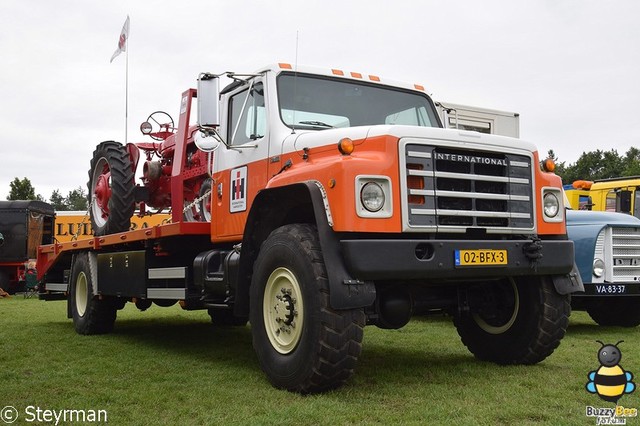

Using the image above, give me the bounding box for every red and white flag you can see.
[110,16,130,63]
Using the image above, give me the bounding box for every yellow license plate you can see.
[455,249,508,266]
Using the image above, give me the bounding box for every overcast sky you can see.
[1,0,638,201]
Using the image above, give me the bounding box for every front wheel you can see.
[454,276,569,365]
[586,298,640,327]
[69,252,117,335]
[250,224,365,393]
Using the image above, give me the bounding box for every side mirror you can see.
[197,73,220,127]
[194,131,220,153]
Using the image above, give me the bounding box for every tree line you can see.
[5,177,88,211]
[550,147,640,185]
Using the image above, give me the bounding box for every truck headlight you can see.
[543,192,560,218]
[361,182,384,212]
[593,258,605,278]
[355,176,392,218]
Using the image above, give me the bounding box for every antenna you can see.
[291,30,299,134]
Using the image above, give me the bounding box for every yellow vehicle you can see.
[54,211,170,242]
[566,177,640,218]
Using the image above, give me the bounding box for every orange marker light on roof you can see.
[338,138,354,155]
[414,84,425,91]
[279,63,292,69]
[332,69,344,76]
[351,72,363,79]
[369,75,380,82]
[542,158,556,173]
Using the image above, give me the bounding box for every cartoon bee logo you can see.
[586,340,635,403]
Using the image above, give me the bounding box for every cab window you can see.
[228,82,265,145]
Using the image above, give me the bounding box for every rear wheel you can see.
[69,252,117,335]
[88,141,135,236]
[250,224,365,393]
[454,276,569,364]
[587,298,640,327]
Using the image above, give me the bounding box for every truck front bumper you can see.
[341,238,575,281]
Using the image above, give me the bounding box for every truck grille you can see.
[401,142,534,233]
[611,227,640,281]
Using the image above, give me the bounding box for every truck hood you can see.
[566,209,640,227]
[281,125,538,156]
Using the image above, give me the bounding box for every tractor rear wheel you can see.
[88,141,135,236]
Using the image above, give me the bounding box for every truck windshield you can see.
[277,73,439,130]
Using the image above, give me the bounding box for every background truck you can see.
[565,177,640,219]
[566,209,640,326]
[0,201,55,294]
[439,101,640,326]
[37,64,579,393]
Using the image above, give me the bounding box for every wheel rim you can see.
[91,157,111,228]
[75,271,89,317]
[263,267,304,354]
[472,279,519,335]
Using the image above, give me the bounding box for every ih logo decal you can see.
[230,166,247,213]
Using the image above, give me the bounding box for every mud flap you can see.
[552,262,584,295]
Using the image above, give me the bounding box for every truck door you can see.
[212,78,270,239]
[633,188,640,219]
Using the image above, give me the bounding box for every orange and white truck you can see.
[37,63,581,393]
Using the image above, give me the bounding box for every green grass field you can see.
[1,297,639,425]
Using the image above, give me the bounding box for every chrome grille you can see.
[611,227,640,280]
[402,143,534,233]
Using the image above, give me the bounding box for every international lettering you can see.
[434,153,507,166]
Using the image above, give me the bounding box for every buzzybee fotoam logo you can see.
[585,340,638,425]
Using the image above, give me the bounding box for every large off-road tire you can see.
[88,141,135,236]
[250,224,365,393]
[587,298,640,327]
[69,252,117,335]
[453,276,569,365]
[208,308,248,326]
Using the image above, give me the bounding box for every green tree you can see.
[66,187,88,211]
[622,147,640,176]
[7,177,43,201]
[557,149,624,184]
[49,189,68,211]
[48,187,88,211]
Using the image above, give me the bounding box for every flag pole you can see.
[125,40,129,143]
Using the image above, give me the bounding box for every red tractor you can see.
[88,94,212,236]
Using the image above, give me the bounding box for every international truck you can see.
[0,201,55,294]
[439,102,640,326]
[36,64,580,393]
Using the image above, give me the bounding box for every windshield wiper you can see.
[297,120,334,128]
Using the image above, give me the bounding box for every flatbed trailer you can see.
[38,221,211,304]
